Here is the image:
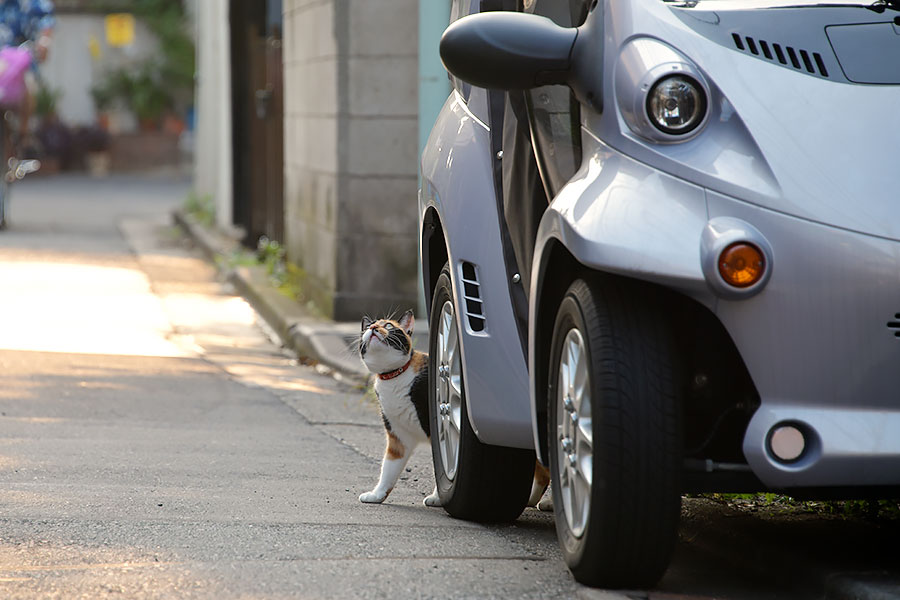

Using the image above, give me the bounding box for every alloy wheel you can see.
[556,328,593,538]
[435,299,462,480]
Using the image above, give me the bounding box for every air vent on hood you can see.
[731,33,829,79]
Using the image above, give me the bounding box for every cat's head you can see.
[359,310,415,375]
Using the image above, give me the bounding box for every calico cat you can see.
[358,310,441,507]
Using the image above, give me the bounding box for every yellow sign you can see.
[105,13,135,48]
[88,35,101,60]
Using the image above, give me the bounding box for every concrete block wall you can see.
[284,0,419,321]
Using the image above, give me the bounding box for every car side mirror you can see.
[439,11,602,111]
[440,12,577,89]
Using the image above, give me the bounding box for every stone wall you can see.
[283,0,419,321]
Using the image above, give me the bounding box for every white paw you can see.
[359,490,387,504]
[423,493,442,507]
[537,496,554,512]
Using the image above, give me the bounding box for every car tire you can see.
[429,263,534,522]
[548,276,682,588]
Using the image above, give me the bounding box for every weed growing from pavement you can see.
[184,191,215,227]
[216,236,326,320]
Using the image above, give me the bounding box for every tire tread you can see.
[551,276,682,588]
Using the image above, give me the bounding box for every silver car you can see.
[419,0,900,588]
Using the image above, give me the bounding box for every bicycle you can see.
[0,43,40,230]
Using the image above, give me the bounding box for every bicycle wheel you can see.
[0,111,11,230]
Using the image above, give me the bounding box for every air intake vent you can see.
[460,262,485,332]
[731,33,829,79]
[888,314,900,338]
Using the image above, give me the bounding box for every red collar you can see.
[379,357,412,380]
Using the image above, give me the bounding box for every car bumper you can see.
[708,191,900,488]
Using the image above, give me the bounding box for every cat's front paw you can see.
[359,490,387,504]
[423,492,441,507]
[537,496,554,512]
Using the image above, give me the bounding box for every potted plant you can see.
[90,83,114,131]
[79,124,111,177]
[33,84,67,173]
[129,64,172,131]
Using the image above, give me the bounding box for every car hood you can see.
[644,1,900,241]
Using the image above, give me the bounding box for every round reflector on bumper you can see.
[769,425,806,463]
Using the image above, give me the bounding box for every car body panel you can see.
[420,92,533,449]
[708,190,900,487]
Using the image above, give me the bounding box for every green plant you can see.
[90,82,115,112]
[92,64,173,123]
[256,236,286,274]
[214,230,328,320]
[701,493,900,521]
[129,64,172,122]
[89,0,195,122]
[184,191,214,227]
[35,85,62,118]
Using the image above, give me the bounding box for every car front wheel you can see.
[548,276,682,588]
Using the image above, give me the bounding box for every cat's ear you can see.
[398,310,415,335]
[361,316,374,331]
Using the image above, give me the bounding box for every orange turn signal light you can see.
[718,242,765,288]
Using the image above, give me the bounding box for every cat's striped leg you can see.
[359,432,411,504]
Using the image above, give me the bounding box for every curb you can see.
[172,210,370,386]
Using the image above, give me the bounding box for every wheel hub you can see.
[435,300,462,481]
[556,328,593,538]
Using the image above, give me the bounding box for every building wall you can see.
[283,0,419,320]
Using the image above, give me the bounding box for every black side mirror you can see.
[439,12,578,90]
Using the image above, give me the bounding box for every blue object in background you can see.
[417,0,451,317]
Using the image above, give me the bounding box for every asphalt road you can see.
[0,173,897,599]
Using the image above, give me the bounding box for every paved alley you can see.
[0,174,576,599]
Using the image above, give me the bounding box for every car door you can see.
[523,0,592,198]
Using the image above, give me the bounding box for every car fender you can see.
[528,134,714,462]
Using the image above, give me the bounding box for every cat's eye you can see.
[385,323,394,329]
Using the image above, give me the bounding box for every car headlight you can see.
[646,75,707,136]
[615,38,712,143]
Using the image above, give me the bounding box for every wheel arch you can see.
[531,238,761,476]
[532,238,586,465]
[421,206,447,319]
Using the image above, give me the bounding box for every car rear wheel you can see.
[429,263,534,522]
[548,276,682,588]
